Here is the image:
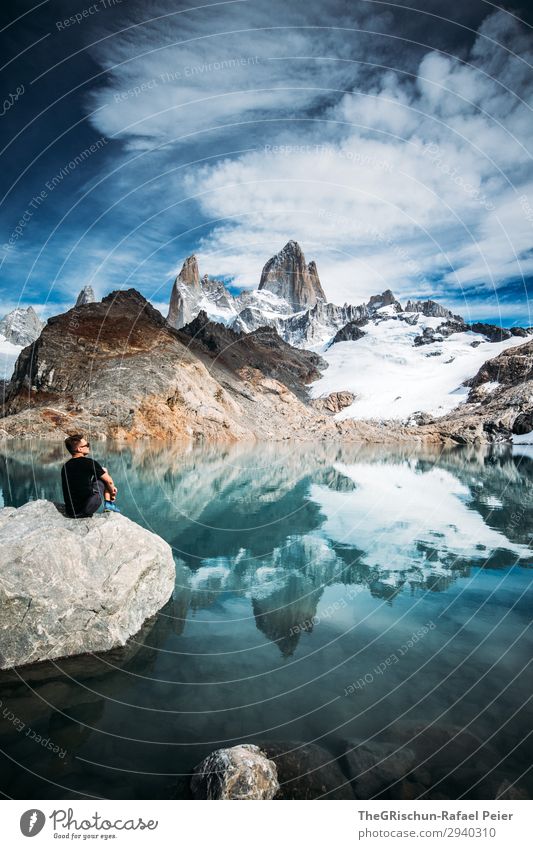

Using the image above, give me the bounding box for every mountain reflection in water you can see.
[0,440,531,800]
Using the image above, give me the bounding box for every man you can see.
[61,434,120,518]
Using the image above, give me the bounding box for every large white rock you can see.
[0,500,175,669]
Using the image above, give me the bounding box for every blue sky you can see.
[0,0,532,326]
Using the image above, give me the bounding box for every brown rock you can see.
[314,391,356,413]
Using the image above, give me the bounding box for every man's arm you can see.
[99,471,118,499]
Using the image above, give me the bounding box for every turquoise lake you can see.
[0,440,532,799]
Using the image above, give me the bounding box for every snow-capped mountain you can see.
[1,288,100,381]
[0,306,45,380]
[167,240,370,345]
[166,240,531,423]
[0,306,44,347]
[310,303,529,421]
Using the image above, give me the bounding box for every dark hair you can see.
[64,434,85,455]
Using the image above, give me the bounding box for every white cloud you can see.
[183,12,533,303]
[86,3,533,313]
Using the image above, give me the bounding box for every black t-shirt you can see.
[61,456,105,517]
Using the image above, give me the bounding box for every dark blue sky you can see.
[1,0,532,325]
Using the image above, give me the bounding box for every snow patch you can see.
[512,431,533,444]
[0,335,22,380]
[309,317,527,421]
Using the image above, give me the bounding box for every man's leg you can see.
[80,480,106,517]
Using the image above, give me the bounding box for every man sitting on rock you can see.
[61,434,120,518]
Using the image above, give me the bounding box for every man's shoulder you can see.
[62,457,91,470]
[89,457,105,475]
[62,456,103,471]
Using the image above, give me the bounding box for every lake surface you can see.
[0,440,532,800]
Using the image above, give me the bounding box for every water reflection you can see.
[1,440,530,658]
[0,440,532,799]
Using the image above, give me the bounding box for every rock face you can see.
[191,744,279,800]
[313,391,355,413]
[75,286,97,307]
[469,340,533,388]
[234,295,368,347]
[160,247,526,375]
[1,290,249,441]
[404,299,455,320]
[469,322,512,343]
[176,254,200,288]
[2,289,391,442]
[0,499,175,669]
[329,319,367,346]
[178,310,324,399]
[413,319,467,346]
[368,289,402,312]
[258,240,326,310]
[0,306,44,346]
[167,255,202,328]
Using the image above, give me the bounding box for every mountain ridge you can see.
[1,242,532,444]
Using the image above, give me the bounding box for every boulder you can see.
[257,740,354,799]
[512,410,533,435]
[388,720,491,776]
[314,391,355,414]
[191,744,279,800]
[342,741,416,797]
[0,499,175,669]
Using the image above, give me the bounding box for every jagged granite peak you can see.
[258,241,326,310]
[367,290,402,312]
[168,254,202,328]
[178,254,201,288]
[0,306,44,346]
[160,246,525,370]
[75,285,97,307]
[404,299,454,319]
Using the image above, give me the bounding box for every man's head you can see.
[64,434,90,456]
